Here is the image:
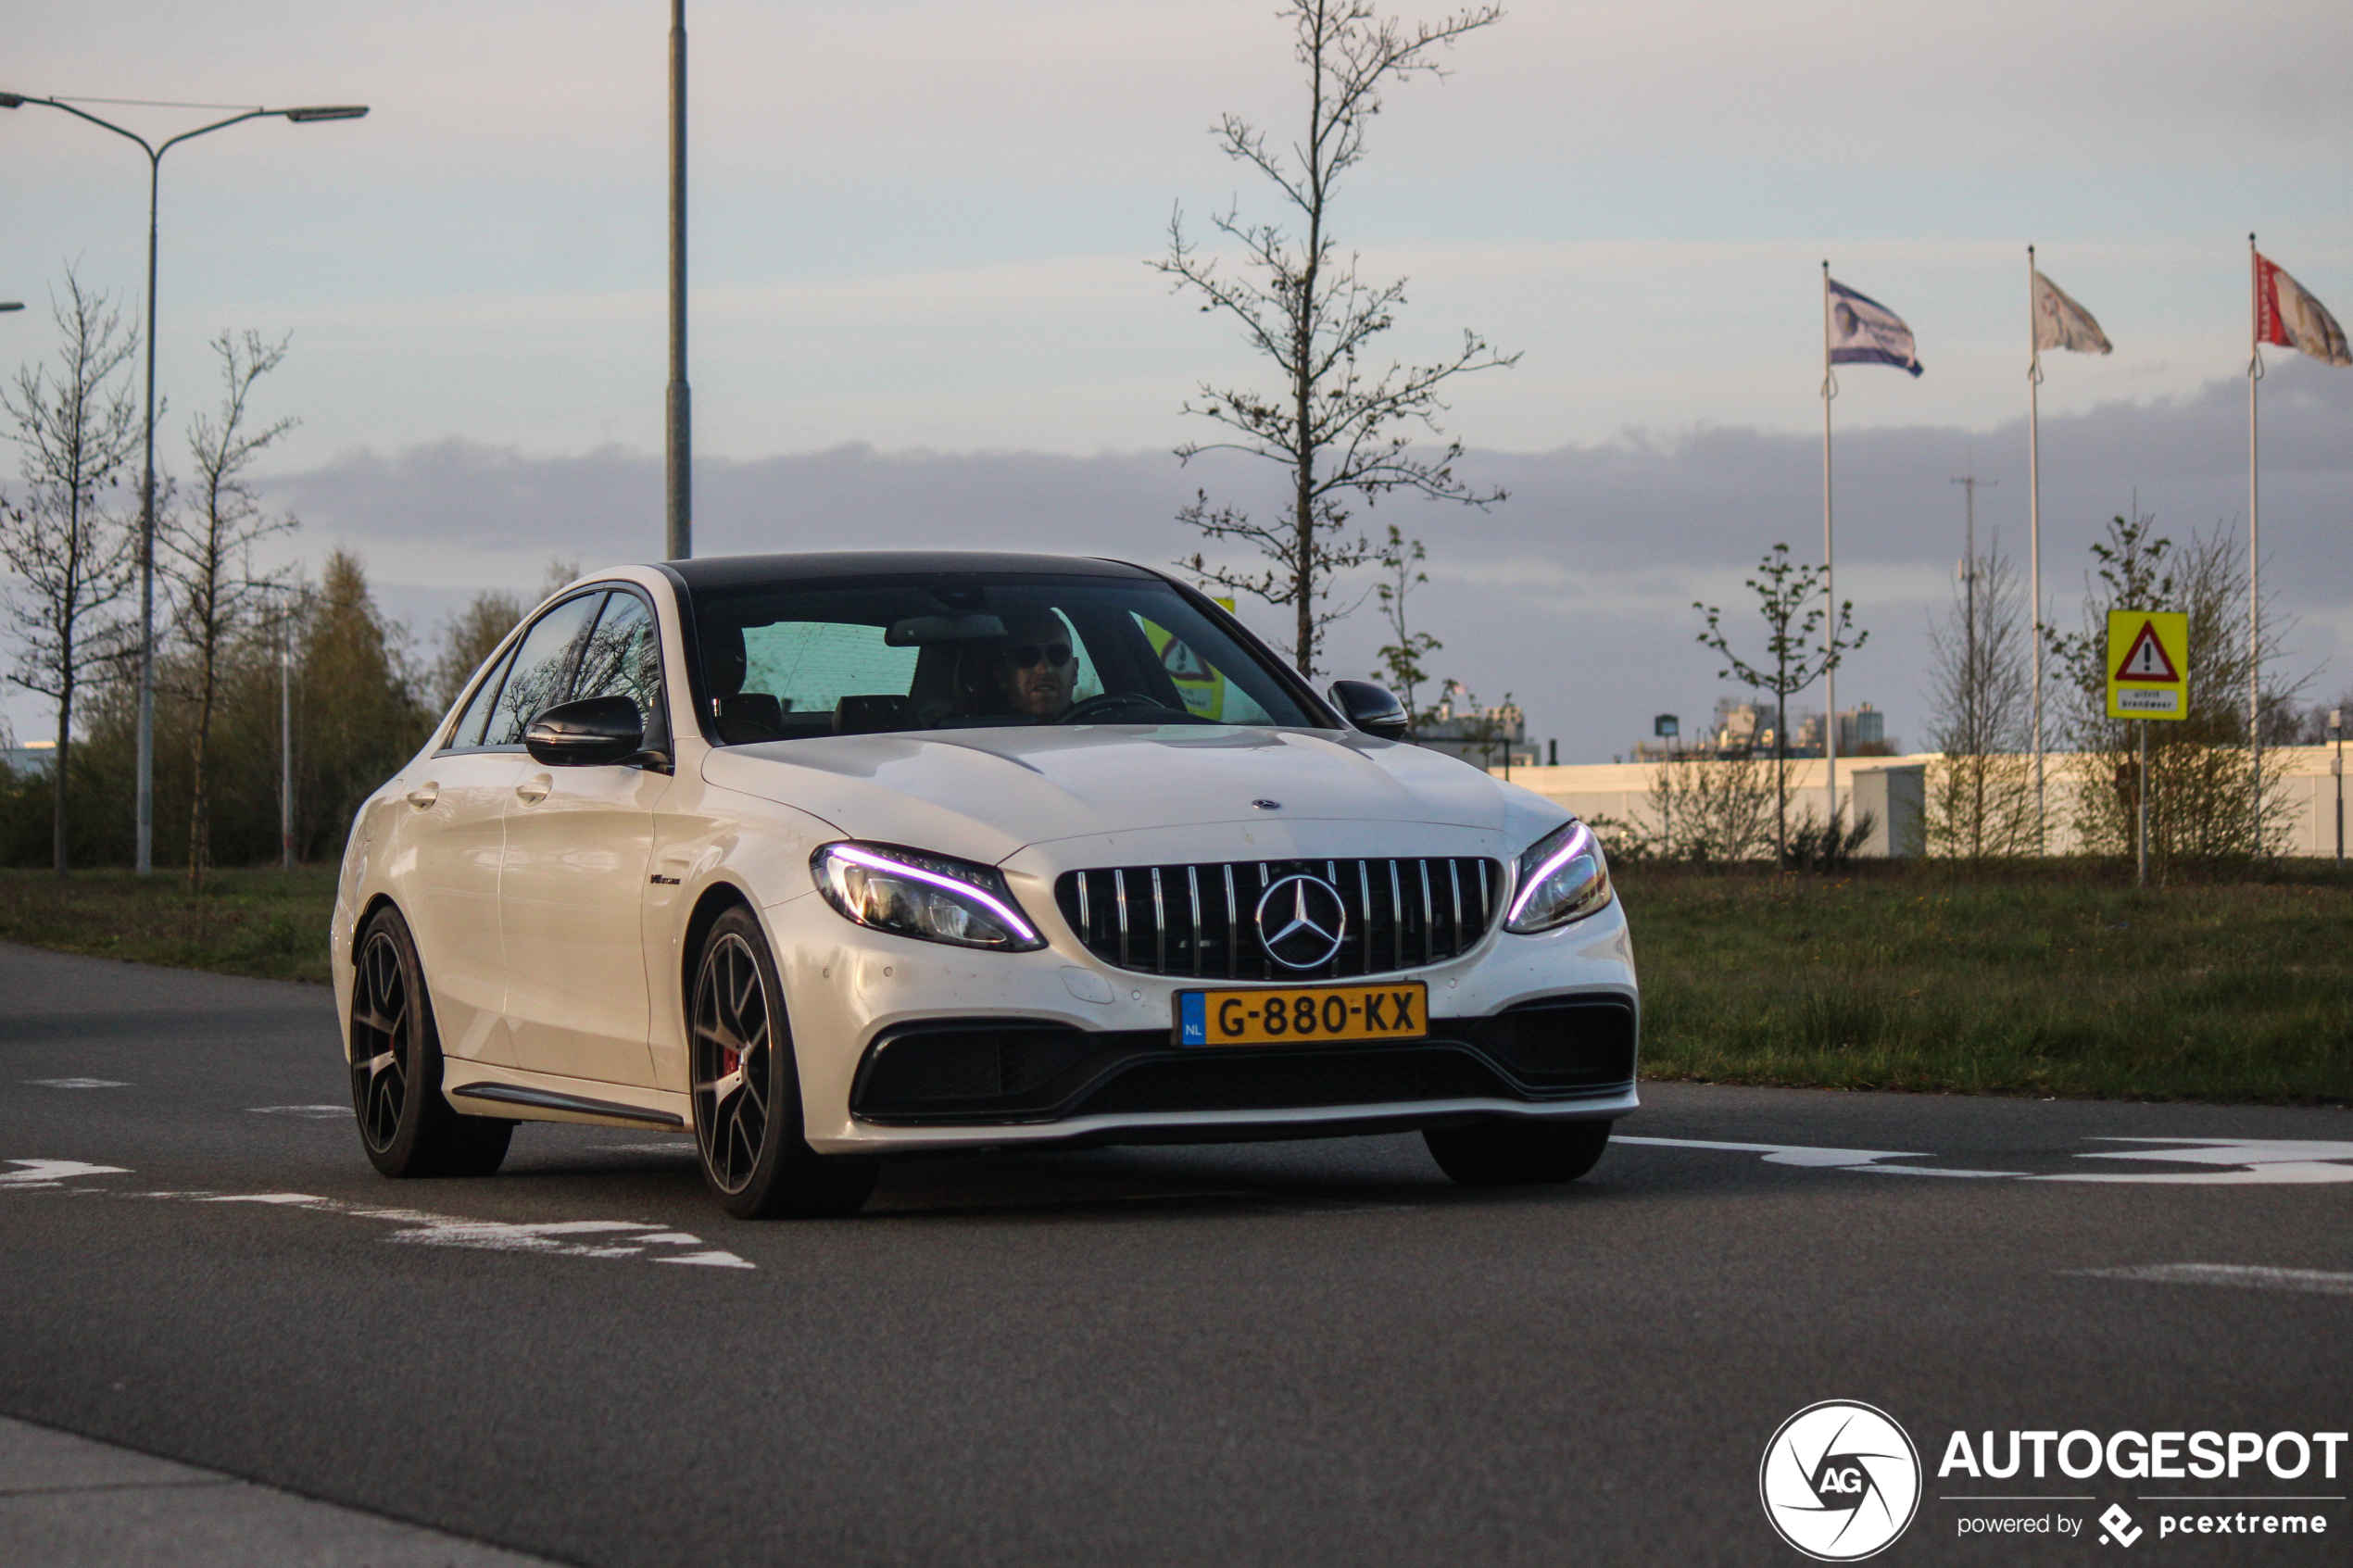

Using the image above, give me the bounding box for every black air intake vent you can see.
[1053,858,1500,979]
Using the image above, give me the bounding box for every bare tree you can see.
[0,272,142,873]
[1694,543,1867,867]
[1154,0,1518,675]
[1643,752,1776,862]
[1368,524,1441,729]
[159,331,301,888]
[1923,541,2036,859]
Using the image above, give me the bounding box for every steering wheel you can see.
[1057,692,1202,725]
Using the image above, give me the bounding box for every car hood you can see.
[699,725,1563,865]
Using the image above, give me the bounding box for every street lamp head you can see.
[282,105,369,122]
[0,93,24,108]
[0,303,23,313]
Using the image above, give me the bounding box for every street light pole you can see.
[0,93,365,874]
[666,0,692,561]
[2333,707,2344,869]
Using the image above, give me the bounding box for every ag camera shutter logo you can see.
[1760,1400,1922,1561]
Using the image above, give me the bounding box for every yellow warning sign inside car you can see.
[2106,609,2188,721]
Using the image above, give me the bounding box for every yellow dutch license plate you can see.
[1175,982,1428,1047]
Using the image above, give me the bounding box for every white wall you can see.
[1491,747,2351,859]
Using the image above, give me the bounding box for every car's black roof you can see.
[657,551,1163,590]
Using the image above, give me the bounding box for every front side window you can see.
[687,572,1314,744]
[445,644,517,750]
[572,590,664,716]
[482,594,601,747]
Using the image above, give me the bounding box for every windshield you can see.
[685,571,1320,744]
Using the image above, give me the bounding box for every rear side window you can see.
[481,595,600,746]
[742,621,919,715]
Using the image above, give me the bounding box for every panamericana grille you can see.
[1052,858,1501,979]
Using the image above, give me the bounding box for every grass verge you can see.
[1620,860,2353,1103]
[2,859,2346,1103]
[0,865,338,985]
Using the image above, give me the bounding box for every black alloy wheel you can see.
[1424,1117,1612,1186]
[689,907,877,1219]
[349,905,513,1178]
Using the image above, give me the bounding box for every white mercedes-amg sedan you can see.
[333,552,1638,1217]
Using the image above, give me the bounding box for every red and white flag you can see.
[2256,251,2350,367]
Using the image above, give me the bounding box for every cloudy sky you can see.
[6,0,2350,755]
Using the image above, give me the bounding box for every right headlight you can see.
[811,841,1046,952]
[1503,818,1613,934]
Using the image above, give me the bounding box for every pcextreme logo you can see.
[1760,1400,1924,1562]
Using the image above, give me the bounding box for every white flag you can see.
[1826,279,1922,377]
[2032,270,2112,355]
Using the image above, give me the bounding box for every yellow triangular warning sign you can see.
[2113,619,2181,684]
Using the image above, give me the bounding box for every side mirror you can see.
[1327,681,1411,743]
[525,695,645,767]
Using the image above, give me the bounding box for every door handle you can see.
[405,783,438,809]
[515,774,552,805]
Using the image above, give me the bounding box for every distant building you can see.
[1629,697,1894,760]
[1417,691,1537,771]
[1,740,56,776]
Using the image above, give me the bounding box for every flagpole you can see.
[2247,232,2263,852]
[1821,260,1838,838]
[2027,245,2045,853]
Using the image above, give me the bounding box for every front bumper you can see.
[766,845,1641,1155]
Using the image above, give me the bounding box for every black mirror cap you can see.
[1327,680,1411,742]
[525,695,645,766]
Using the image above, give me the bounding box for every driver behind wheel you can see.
[953,608,1078,721]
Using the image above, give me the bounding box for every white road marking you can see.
[0,1159,133,1188]
[247,1105,348,1119]
[2,1160,757,1270]
[1615,1136,2026,1177]
[25,1078,129,1089]
[2032,1139,2353,1185]
[1622,1135,2353,1185]
[2070,1263,2353,1296]
[198,1193,339,1206]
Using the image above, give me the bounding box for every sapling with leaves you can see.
[1694,543,1866,868]
[1155,0,1517,675]
[1368,525,1442,731]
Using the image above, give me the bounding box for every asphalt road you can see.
[2,938,2347,1567]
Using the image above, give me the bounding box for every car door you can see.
[398,642,532,1066]
[500,588,672,1085]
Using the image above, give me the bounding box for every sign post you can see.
[2106,610,2190,887]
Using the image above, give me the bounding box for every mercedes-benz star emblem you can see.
[1253,874,1348,971]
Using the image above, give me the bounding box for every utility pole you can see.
[664,0,691,561]
[1950,463,1996,746]
[280,607,295,872]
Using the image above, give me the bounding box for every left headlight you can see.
[811,842,1047,952]
[1504,818,1613,935]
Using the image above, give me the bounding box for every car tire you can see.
[690,907,878,1220]
[349,905,514,1178]
[1424,1117,1611,1186]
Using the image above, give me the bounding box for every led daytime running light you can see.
[1506,820,1596,927]
[824,843,1040,945]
